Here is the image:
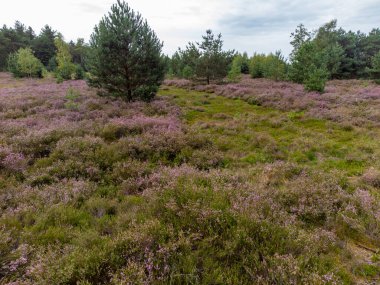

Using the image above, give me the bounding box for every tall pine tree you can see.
[88,0,165,101]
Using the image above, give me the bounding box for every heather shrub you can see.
[187,148,226,170]
[2,69,380,283]
[361,167,380,188]
[110,160,152,184]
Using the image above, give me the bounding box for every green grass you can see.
[160,87,379,176]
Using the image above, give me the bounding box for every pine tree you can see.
[367,51,380,83]
[32,25,57,66]
[88,0,165,101]
[195,30,234,84]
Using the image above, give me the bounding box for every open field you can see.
[1,73,380,284]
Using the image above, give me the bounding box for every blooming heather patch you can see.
[2,73,380,283]
[165,75,380,127]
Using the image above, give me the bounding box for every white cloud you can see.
[1,0,379,56]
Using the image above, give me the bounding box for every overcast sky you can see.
[1,0,379,56]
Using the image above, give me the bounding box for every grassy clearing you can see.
[161,87,380,176]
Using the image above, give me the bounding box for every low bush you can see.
[304,65,329,92]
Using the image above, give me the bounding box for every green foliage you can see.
[32,25,57,66]
[290,24,311,60]
[240,52,250,74]
[69,38,90,71]
[47,56,57,71]
[55,37,76,80]
[182,65,194,79]
[263,52,287,81]
[304,65,329,92]
[228,53,250,82]
[7,47,43,78]
[64,87,81,110]
[289,41,329,92]
[74,64,85,80]
[7,52,21,77]
[366,51,380,80]
[289,20,380,81]
[227,55,243,82]
[88,0,165,101]
[249,52,287,81]
[170,44,201,78]
[0,21,36,71]
[249,53,266,78]
[289,42,320,83]
[169,30,234,84]
[195,30,235,84]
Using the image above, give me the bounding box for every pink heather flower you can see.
[2,152,27,172]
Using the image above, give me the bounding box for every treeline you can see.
[288,20,380,91]
[168,30,235,84]
[169,20,380,92]
[1,17,380,94]
[0,21,89,80]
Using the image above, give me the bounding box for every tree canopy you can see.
[88,0,166,101]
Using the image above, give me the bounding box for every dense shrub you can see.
[248,52,287,81]
[7,47,43,78]
[55,37,76,81]
[227,53,250,82]
[168,30,234,84]
[182,65,194,79]
[227,55,243,82]
[367,51,380,82]
[263,52,287,81]
[249,53,266,78]
[304,65,329,92]
[74,64,85,80]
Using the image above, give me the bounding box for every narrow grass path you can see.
[160,87,380,178]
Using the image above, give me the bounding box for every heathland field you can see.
[1,73,380,284]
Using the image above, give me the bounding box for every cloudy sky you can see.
[1,0,379,56]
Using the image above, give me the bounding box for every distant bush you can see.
[47,56,57,72]
[55,37,76,81]
[304,65,329,92]
[227,55,243,82]
[168,30,234,84]
[249,52,287,81]
[249,53,266,78]
[227,53,250,82]
[74,64,85,80]
[263,52,287,81]
[367,51,380,81]
[182,65,194,79]
[7,47,44,78]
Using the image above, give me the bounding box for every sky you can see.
[1,0,380,56]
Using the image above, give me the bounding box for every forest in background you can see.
[1,19,380,94]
